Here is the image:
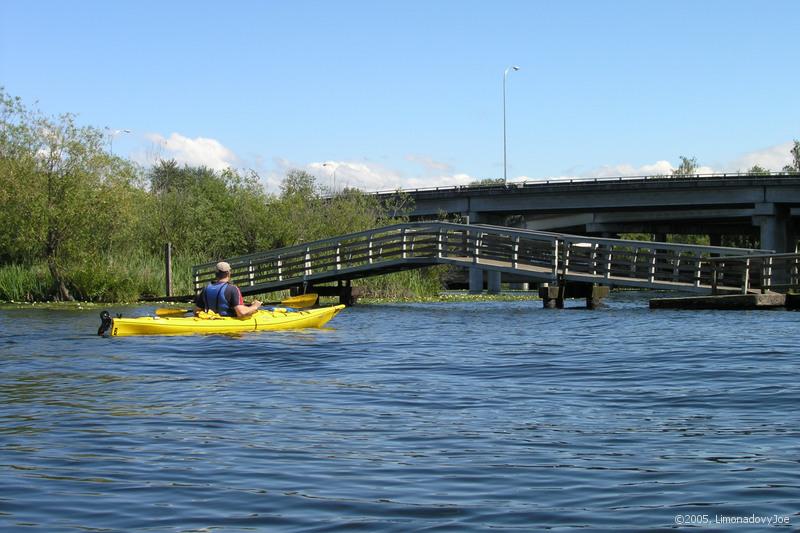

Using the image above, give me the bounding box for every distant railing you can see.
[193,222,771,296]
[371,171,800,196]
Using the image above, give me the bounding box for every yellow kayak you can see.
[98,305,345,337]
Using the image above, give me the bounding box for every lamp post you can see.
[503,65,520,183]
[323,162,338,193]
[105,127,131,156]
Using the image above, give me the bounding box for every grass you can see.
[0,256,545,306]
[0,251,207,303]
[0,264,52,302]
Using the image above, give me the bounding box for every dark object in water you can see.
[97,310,112,336]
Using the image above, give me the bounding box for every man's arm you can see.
[230,286,261,317]
[234,300,262,317]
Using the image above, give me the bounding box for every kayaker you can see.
[194,261,262,317]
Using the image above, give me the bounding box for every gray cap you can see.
[216,261,231,273]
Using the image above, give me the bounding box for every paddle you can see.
[154,293,319,317]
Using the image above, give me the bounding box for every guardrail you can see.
[193,222,771,296]
[371,171,800,196]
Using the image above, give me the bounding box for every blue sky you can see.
[2,0,798,191]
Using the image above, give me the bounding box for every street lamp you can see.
[323,162,338,193]
[105,127,131,156]
[503,65,520,183]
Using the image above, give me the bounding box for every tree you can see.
[147,160,236,258]
[672,156,698,177]
[748,164,769,175]
[0,89,129,300]
[783,140,800,172]
[224,168,273,254]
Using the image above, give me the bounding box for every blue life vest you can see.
[202,282,233,316]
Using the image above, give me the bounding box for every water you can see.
[1,293,798,531]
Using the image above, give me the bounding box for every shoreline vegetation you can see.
[0,89,446,303]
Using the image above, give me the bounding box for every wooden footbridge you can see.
[192,222,800,306]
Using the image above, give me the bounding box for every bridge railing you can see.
[193,222,769,295]
[192,222,562,294]
[550,234,763,291]
[709,253,800,294]
[372,171,800,196]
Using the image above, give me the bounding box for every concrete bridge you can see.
[193,222,800,308]
[375,173,800,253]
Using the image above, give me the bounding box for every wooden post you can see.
[473,230,482,265]
[762,257,772,294]
[562,241,571,276]
[711,260,718,295]
[164,242,173,298]
[552,239,559,280]
[672,252,681,283]
[648,248,657,284]
[693,251,702,289]
[742,258,750,294]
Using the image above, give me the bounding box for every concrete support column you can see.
[466,211,486,225]
[709,234,722,247]
[753,203,791,290]
[753,203,791,252]
[487,271,501,294]
[654,233,668,243]
[468,267,483,294]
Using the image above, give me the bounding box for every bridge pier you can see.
[539,283,609,309]
[468,269,504,294]
[468,268,483,294]
[487,271,502,294]
[753,203,792,252]
[299,281,363,306]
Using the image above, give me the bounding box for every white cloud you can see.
[587,160,677,178]
[141,132,238,171]
[301,159,475,192]
[722,141,794,172]
[568,141,795,180]
[308,160,404,191]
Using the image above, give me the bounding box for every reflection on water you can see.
[1,294,799,530]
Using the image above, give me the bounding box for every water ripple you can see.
[1,294,799,530]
